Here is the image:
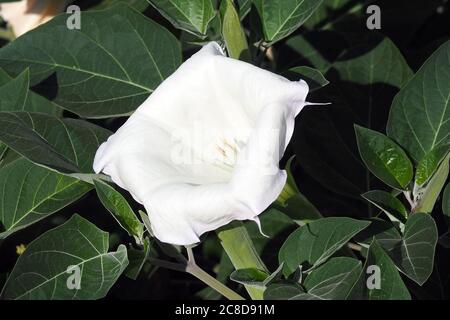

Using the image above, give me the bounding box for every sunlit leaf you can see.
[387,40,450,163]
[1,214,128,300]
[0,4,181,118]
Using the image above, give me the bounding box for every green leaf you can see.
[303,0,355,29]
[0,158,92,239]
[254,0,324,43]
[333,37,412,87]
[0,68,61,115]
[148,0,215,37]
[230,268,269,288]
[355,125,413,190]
[350,239,411,300]
[236,0,252,19]
[354,218,402,252]
[94,179,144,243]
[230,263,284,289]
[220,0,250,61]
[443,183,450,217]
[287,66,329,92]
[276,193,322,224]
[0,4,182,118]
[0,68,27,111]
[414,152,450,213]
[263,282,304,300]
[1,214,128,300]
[389,213,438,285]
[415,145,450,186]
[0,112,111,173]
[90,0,150,11]
[387,40,450,163]
[293,257,362,300]
[246,209,297,267]
[362,190,408,223]
[125,238,152,280]
[355,215,437,286]
[0,143,7,161]
[279,217,370,276]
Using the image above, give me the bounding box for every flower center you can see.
[212,137,244,172]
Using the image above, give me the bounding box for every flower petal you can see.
[93,42,309,245]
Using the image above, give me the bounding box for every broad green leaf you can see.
[355,125,413,190]
[1,214,129,300]
[333,37,412,87]
[0,143,7,160]
[0,68,61,115]
[263,282,304,300]
[217,220,267,300]
[354,218,402,252]
[389,213,438,285]
[304,0,355,29]
[90,0,149,11]
[443,183,450,217]
[0,4,182,118]
[414,152,450,213]
[0,112,111,173]
[230,264,284,289]
[279,217,370,276]
[387,40,450,163]
[415,145,450,186]
[283,31,349,73]
[220,0,250,61]
[254,0,324,43]
[263,263,284,287]
[350,239,411,300]
[0,157,92,239]
[362,190,408,223]
[293,257,362,300]
[0,69,27,111]
[276,193,322,224]
[148,0,215,37]
[236,0,252,19]
[94,179,144,243]
[287,66,329,92]
[0,148,20,169]
[230,268,269,288]
[246,209,297,267]
[355,215,437,285]
[125,238,152,280]
[139,210,154,237]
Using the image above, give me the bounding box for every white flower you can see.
[93,42,309,245]
[0,0,67,37]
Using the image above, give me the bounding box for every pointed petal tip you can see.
[252,216,270,239]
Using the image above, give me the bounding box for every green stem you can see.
[216,221,267,300]
[188,263,245,300]
[148,257,244,300]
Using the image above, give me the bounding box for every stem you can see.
[216,221,267,300]
[148,254,244,301]
[187,263,245,300]
[347,242,363,252]
[403,190,415,211]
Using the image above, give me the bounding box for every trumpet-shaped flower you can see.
[93,42,309,245]
[0,0,67,37]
